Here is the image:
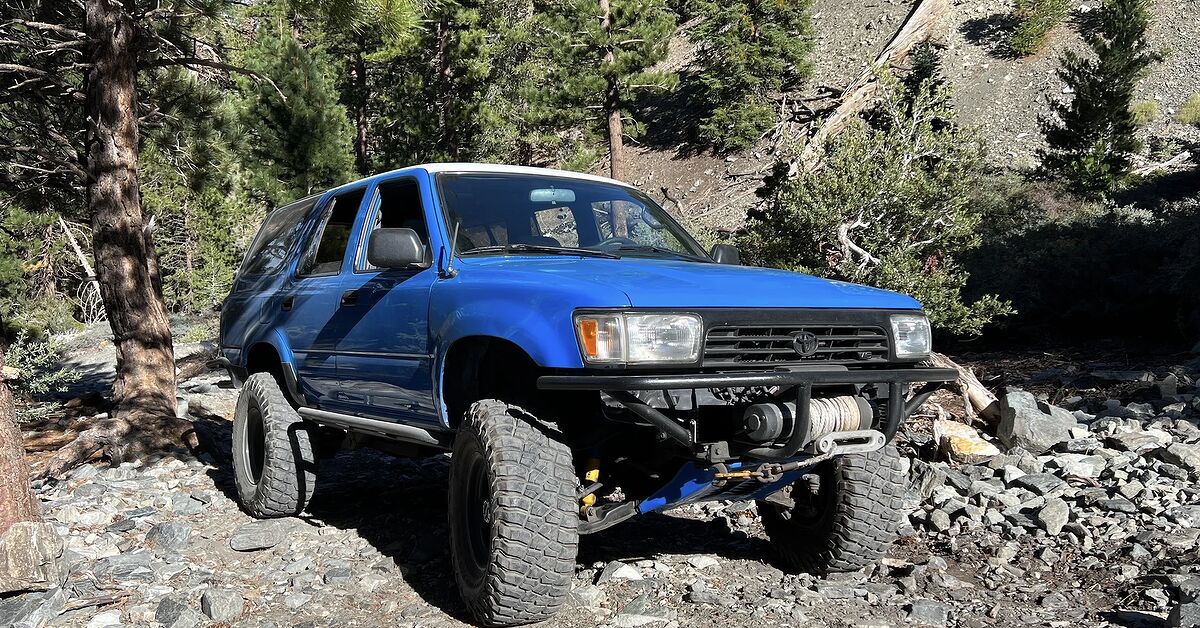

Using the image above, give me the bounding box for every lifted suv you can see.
[219,164,955,626]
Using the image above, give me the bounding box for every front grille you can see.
[703,324,889,366]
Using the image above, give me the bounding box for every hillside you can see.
[625,0,1200,235]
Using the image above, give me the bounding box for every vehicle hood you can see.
[455,256,921,310]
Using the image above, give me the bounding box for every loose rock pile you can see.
[1,357,1198,627]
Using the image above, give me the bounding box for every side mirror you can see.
[367,228,429,269]
[710,243,740,265]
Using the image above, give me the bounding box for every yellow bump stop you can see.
[580,458,601,512]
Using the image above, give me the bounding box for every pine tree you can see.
[1039,0,1162,197]
[541,0,677,179]
[236,28,357,201]
[689,0,812,151]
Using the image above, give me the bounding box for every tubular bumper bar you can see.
[537,367,957,461]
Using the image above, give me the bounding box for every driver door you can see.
[329,176,439,424]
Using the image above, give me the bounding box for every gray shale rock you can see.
[1162,443,1200,477]
[1036,498,1070,535]
[229,520,287,551]
[907,598,949,626]
[1,588,65,628]
[0,522,64,594]
[201,587,246,622]
[998,389,1077,454]
[146,522,192,552]
[156,596,205,628]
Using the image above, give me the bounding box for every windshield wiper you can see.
[459,244,620,259]
[609,245,711,262]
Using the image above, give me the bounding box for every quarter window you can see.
[238,196,318,278]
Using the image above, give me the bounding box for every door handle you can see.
[281,296,294,311]
[340,290,358,307]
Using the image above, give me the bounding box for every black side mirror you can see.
[367,228,429,269]
[710,243,740,265]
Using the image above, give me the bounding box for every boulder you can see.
[997,389,1077,455]
[1161,443,1200,477]
[0,522,65,594]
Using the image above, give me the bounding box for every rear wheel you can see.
[759,443,906,573]
[448,400,578,626]
[232,372,318,517]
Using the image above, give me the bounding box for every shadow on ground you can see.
[959,13,1020,60]
[198,417,780,619]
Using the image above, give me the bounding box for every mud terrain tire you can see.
[232,372,318,517]
[759,442,906,573]
[448,400,578,626]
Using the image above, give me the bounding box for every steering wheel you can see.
[596,236,639,250]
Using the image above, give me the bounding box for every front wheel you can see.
[759,443,907,573]
[231,372,318,517]
[448,400,578,626]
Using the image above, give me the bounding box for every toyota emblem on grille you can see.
[790,331,820,357]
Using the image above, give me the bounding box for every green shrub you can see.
[1130,100,1158,125]
[1008,0,1070,57]
[4,331,80,398]
[741,73,1013,335]
[963,193,1200,341]
[1177,94,1200,126]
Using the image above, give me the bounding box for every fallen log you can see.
[795,0,949,174]
[929,352,1000,423]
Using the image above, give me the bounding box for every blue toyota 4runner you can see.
[218,163,956,626]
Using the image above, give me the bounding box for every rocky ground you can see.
[4,339,1200,627]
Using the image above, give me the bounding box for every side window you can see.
[298,188,365,277]
[238,196,317,278]
[359,179,429,271]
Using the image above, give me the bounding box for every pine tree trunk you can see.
[40,0,194,478]
[599,0,625,182]
[352,51,370,173]
[0,338,39,536]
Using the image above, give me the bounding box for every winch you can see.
[741,395,873,446]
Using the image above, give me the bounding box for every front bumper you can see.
[538,365,957,462]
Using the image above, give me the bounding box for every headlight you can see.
[575,312,702,365]
[890,313,932,358]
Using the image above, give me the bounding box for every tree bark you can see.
[599,0,624,182]
[40,0,194,478]
[0,336,40,536]
[352,50,370,173]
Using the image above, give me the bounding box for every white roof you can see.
[413,162,634,188]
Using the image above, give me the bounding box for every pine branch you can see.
[148,57,286,101]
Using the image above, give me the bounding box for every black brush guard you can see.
[538,366,958,463]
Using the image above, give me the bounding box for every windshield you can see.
[437,172,710,261]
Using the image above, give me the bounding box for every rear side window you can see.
[298,188,366,276]
[238,196,318,277]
